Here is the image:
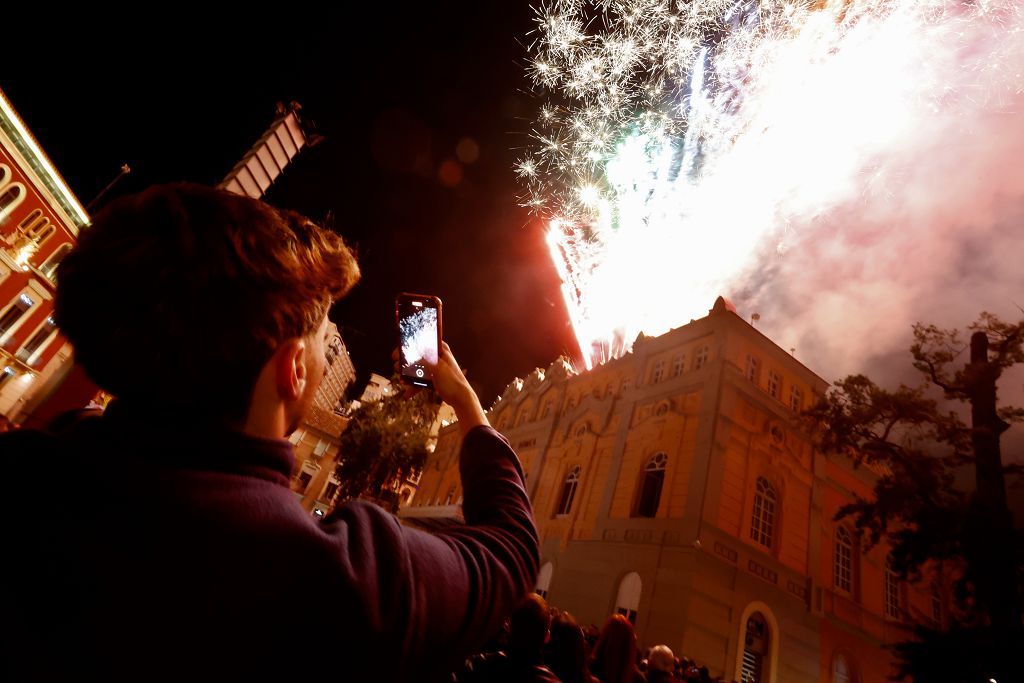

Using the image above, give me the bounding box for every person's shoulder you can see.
[0,428,57,457]
[530,663,562,683]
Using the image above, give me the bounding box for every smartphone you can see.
[396,293,443,388]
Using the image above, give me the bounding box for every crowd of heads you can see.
[457,594,736,683]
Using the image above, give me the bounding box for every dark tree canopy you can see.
[806,312,1024,682]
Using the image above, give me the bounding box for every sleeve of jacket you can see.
[321,425,539,678]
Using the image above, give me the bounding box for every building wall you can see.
[0,91,86,421]
[410,297,940,682]
[287,324,356,517]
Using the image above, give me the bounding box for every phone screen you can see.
[397,294,441,387]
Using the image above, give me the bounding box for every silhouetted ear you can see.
[273,338,308,401]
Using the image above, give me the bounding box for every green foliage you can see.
[335,382,439,504]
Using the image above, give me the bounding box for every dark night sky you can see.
[3,5,580,403]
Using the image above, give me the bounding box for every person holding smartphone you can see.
[0,183,539,682]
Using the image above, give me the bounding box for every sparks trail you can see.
[520,0,1024,369]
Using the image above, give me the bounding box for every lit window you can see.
[634,453,667,518]
[750,477,777,549]
[767,371,781,399]
[834,528,854,593]
[288,429,306,445]
[313,439,329,456]
[555,465,580,516]
[0,366,16,390]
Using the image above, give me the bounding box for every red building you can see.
[0,87,90,423]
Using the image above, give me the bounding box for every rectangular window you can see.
[884,568,901,618]
[313,439,329,456]
[0,294,34,337]
[767,371,781,399]
[745,355,760,384]
[289,429,306,445]
[694,345,709,370]
[17,317,57,362]
[651,360,665,383]
[672,354,685,377]
[296,461,320,494]
[789,385,803,412]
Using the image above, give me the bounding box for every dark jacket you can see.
[0,403,539,681]
[459,651,562,683]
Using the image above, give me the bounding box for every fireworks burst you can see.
[520,0,1024,369]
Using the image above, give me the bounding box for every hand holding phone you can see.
[396,293,442,388]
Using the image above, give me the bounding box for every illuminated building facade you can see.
[411,297,943,682]
[0,88,89,423]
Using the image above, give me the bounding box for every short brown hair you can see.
[56,183,360,422]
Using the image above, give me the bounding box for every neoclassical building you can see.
[408,297,942,682]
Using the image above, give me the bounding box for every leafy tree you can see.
[807,313,1023,682]
[335,382,439,510]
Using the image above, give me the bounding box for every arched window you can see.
[834,528,854,594]
[750,477,777,549]
[0,183,25,219]
[536,562,554,599]
[541,399,553,418]
[0,164,11,188]
[516,405,530,426]
[614,572,641,624]
[634,452,667,518]
[555,465,580,516]
[741,612,770,682]
[884,556,901,619]
[18,209,42,231]
[832,653,855,683]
